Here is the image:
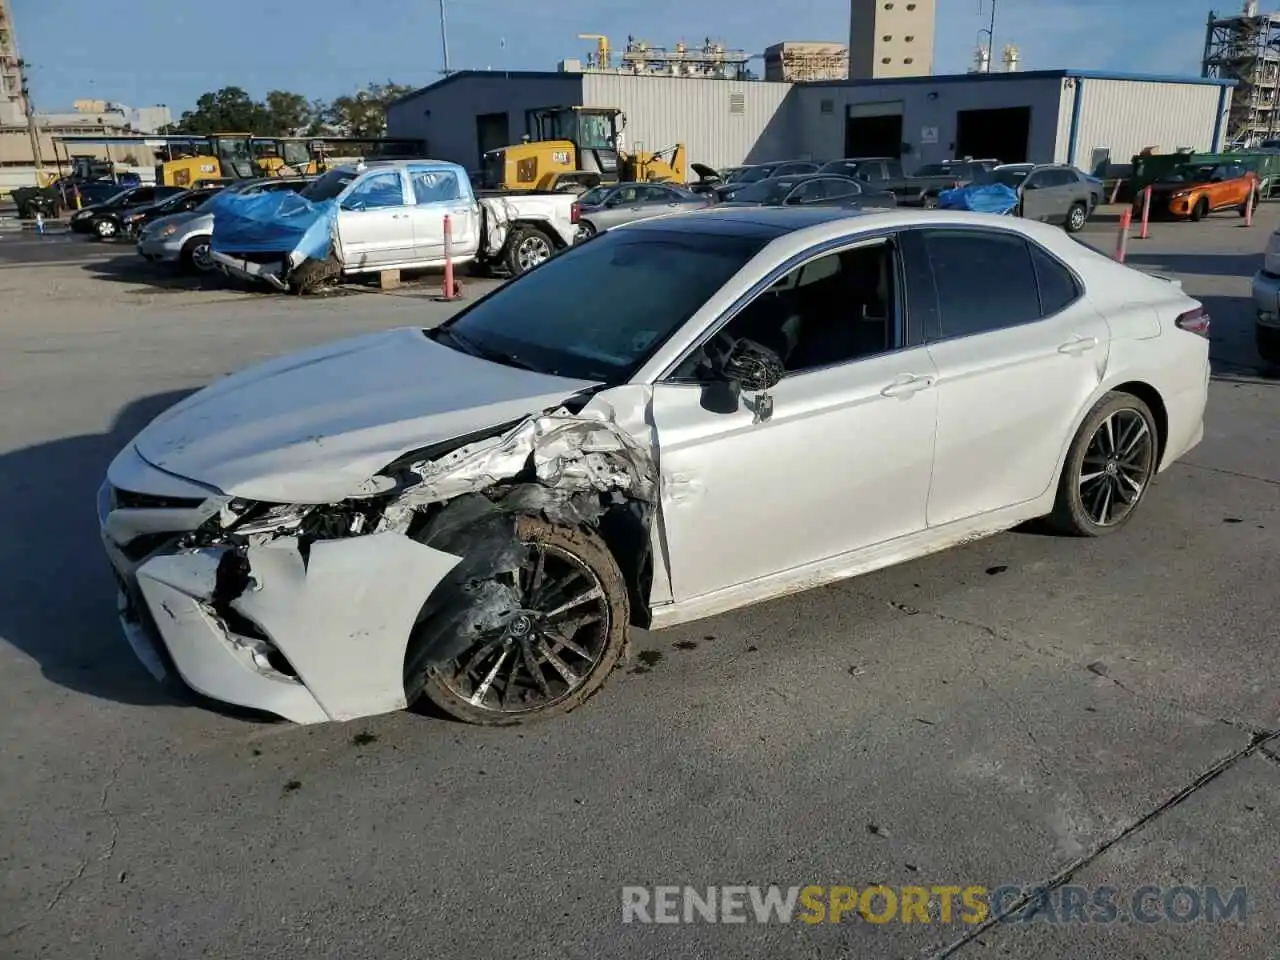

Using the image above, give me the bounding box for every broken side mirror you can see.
[723,340,784,393]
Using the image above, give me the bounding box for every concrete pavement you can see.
[0,206,1277,959]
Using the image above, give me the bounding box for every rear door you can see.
[406,165,479,262]
[335,169,414,268]
[903,226,1110,527]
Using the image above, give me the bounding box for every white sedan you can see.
[99,207,1210,726]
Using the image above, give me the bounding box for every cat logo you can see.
[552,150,570,165]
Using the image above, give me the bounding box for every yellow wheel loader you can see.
[480,106,687,192]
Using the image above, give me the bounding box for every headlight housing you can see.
[160,223,178,238]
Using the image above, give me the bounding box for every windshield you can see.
[282,141,311,166]
[158,190,193,211]
[304,168,359,201]
[992,167,1031,187]
[434,229,768,382]
[725,179,795,204]
[1160,164,1220,183]
[577,113,615,150]
[722,167,750,182]
[578,186,609,206]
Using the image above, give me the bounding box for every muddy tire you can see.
[504,225,555,276]
[417,517,630,726]
[1047,392,1159,537]
[288,254,342,294]
[1191,197,1209,222]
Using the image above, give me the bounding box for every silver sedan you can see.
[575,182,710,239]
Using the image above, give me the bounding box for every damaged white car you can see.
[100,206,1210,726]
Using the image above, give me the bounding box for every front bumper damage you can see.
[100,405,656,724]
[210,250,295,291]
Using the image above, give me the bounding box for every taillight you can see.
[1175,306,1210,337]
[570,202,580,223]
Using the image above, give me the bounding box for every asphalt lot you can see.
[1,206,1278,959]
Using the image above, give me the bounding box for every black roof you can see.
[624,205,873,239]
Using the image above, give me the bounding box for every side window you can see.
[672,241,900,379]
[1030,243,1081,315]
[922,229,1041,339]
[130,188,155,204]
[790,181,827,203]
[885,159,904,178]
[613,185,640,204]
[859,163,884,182]
[636,185,671,203]
[411,169,462,204]
[341,172,405,211]
[1024,171,1049,189]
[824,178,862,198]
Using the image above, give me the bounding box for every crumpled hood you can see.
[131,327,599,503]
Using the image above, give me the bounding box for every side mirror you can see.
[722,340,784,393]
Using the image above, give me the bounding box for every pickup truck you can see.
[818,157,998,208]
[208,160,580,292]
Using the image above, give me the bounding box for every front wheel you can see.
[574,220,597,243]
[94,218,117,239]
[416,517,630,725]
[1065,202,1088,233]
[1048,392,1159,537]
[505,225,555,275]
[180,235,215,272]
[1191,197,1209,222]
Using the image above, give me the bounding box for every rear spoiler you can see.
[1130,266,1184,291]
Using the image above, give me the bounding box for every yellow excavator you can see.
[155,134,330,186]
[481,106,687,192]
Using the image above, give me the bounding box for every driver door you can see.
[335,170,415,268]
[649,235,939,605]
[1020,170,1060,222]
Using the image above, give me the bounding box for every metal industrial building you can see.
[387,68,1234,176]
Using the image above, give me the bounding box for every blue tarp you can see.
[209,190,338,261]
[938,183,1020,214]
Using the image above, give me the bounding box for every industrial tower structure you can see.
[575,35,753,79]
[764,42,850,82]
[1202,1,1280,144]
[848,0,936,79]
[0,0,26,123]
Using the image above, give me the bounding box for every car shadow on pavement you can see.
[1124,251,1264,279]
[0,390,241,713]
[81,255,264,294]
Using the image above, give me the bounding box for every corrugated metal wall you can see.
[1059,79,1229,170]
[792,77,1063,167]
[581,74,795,169]
[387,73,583,170]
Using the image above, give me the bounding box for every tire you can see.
[505,225,555,276]
[94,218,117,239]
[1258,323,1280,366]
[1048,392,1160,537]
[1191,197,1209,222]
[288,254,342,294]
[575,220,597,243]
[921,195,940,210]
[180,235,215,273]
[1065,202,1087,233]
[417,517,630,726]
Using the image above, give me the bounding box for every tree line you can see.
[159,82,416,139]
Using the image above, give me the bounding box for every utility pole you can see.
[438,0,452,74]
[18,59,42,174]
[977,0,998,73]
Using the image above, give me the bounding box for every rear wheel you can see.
[94,218,117,239]
[1191,197,1209,222]
[416,517,629,726]
[921,195,940,210]
[505,225,554,276]
[1065,202,1087,233]
[1048,392,1159,537]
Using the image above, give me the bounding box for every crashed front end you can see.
[208,190,339,292]
[98,408,656,724]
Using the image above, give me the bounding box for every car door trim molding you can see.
[655,229,913,383]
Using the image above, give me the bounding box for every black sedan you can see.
[715,174,898,209]
[69,185,188,238]
[102,185,228,240]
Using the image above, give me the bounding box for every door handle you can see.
[1058,335,1098,355]
[392,213,409,219]
[880,375,935,398]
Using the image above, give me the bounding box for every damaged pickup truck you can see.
[208,159,580,292]
[100,205,1209,726]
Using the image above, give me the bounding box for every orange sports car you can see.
[1137,161,1260,221]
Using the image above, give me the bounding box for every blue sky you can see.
[14,0,1212,113]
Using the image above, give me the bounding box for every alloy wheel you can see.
[191,243,214,272]
[517,235,552,271]
[1078,408,1155,527]
[1069,205,1086,230]
[436,540,612,715]
[96,220,116,238]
